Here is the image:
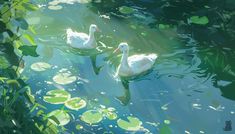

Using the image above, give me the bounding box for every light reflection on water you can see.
[22,1,234,134]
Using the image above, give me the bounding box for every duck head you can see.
[114,42,129,54]
[89,24,100,33]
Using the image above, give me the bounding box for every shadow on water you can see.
[116,69,156,105]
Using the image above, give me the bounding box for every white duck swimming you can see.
[114,42,158,77]
[66,24,99,49]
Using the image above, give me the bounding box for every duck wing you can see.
[128,54,157,74]
[67,30,89,48]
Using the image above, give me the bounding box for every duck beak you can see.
[113,48,120,53]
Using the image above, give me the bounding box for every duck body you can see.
[115,43,158,77]
[66,24,98,49]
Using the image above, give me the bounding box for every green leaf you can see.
[0,56,10,69]
[1,5,11,23]
[53,72,77,85]
[117,116,142,131]
[29,26,37,34]
[159,124,172,134]
[13,18,29,30]
[43,89,71,104]
[18,45,39,57]
[189,16,209,25]
[48,5,63,10]
[159,24,170,29]
[81,110,103,124]
[47,110,70,126]
[22,3,39,11]
[76,124,83,130]
[119,6,134,14]
[65,97,86,111]
[105,112,117,120]
[31,62,51,72]
[48,116,60,125]
[23,34,35,45]
[0,76,8,82]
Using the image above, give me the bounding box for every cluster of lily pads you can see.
[30,61,146,132]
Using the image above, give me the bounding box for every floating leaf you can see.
[106,112,117,120]
[43,89,71,104]
[100,107,117,120]
[159,24,170,29]
[119,6,134,14]
[81,110,103,124]
[117,116,142,131]
[189,16,209,25]
[18,45,39,57]
[48,5,63,10]
[49,0,91,5]
[76,124,83,130]
[159,124,172,134]
[53,72,76,85]
[31,62,51,72]
[65,97,86,111]
[47,110,70,126]
[164,120,171,124]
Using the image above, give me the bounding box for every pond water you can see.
[22,1,234,133]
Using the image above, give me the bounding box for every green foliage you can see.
[18,45,39,57]
[43,89,71,104]
[81,110,103,124]
[189,16,209,25]
[0,0,59,133]
[159,124,172,134]
[119,6,134,14]
[117,116,142,131]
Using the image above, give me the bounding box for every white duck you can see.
[66,24,99,49]
[114,42,158,77]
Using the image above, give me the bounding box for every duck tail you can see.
[148,54,158,61]
[66,28,73,35]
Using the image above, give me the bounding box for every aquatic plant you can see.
[0,0,61,133]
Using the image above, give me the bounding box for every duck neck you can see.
[120,51,130,68]
[86,31,96,47]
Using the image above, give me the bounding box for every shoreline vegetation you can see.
[0,0,58,133]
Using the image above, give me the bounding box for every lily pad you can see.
[159,124,172,134]
[81,110,103,124]
[76,124,83,130]
[31,62,51,72]
[159,24,170,29]
[65,97,86,111]
[43,89,71,104]
[49,0,91,5]
[106,112,117,120]
[100,107,117,120]
[53,72,76,85]
[117,116,142,131]
[47,110,70,126]
[189,16,209,25]
[119,6,134,14]
[164,120,171,124]
[48,5,63,10]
